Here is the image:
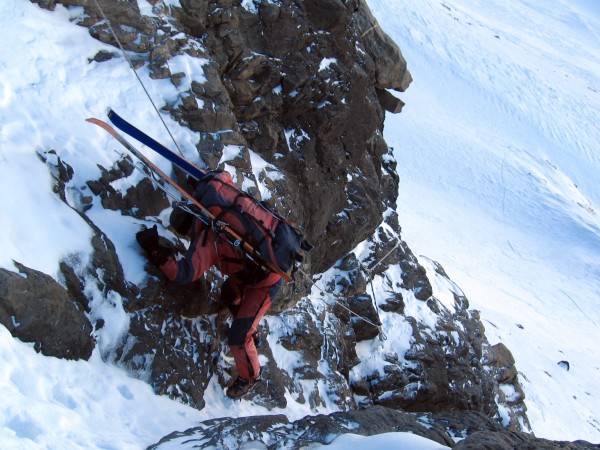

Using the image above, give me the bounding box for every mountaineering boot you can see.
[226,375,261,399]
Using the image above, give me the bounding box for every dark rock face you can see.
[178,0,410,274]
[0,263,94,360]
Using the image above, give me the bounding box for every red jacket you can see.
[159,222,277,285]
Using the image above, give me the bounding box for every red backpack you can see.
[192,170,312,275]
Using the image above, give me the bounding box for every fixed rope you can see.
[299,269,388,341]
[361,238,402,331]
[299,238,403,342]
[91,0,185,157]
[365,238,403,273]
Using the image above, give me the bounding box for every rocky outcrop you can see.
[36,0,410,277]
[149,406,600,449]
[16,0,570,447]
[149,406,455,449]
[0,262,94,360]
[26,0,417,408]
[328,228,530,432]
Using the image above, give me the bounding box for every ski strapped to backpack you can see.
[87,111,312,282]
[108,109,206,180]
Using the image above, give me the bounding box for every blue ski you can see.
[107,109,207,180]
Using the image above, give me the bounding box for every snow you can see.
[368,0,600,442]
[247,149,285,200]
[0,0,599,448]
[218,144,243,164]
[240,0,258,14]
[318,58,337,72]
[311,431,450,450]
[0,325,203,450]
[166,54,209,91]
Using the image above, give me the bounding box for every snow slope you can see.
[368,0,600,441]
[0,0,599,447]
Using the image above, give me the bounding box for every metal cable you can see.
[299,269,388,341]
[91,0,185,157]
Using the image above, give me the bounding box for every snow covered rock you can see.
[35,0,411,279]
[150,404,599,449]
[149,405,455,449]
[150,406,599,449]
[140,0,410,274]
[330,227,529,431]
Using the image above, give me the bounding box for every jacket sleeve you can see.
[159,231,219,284]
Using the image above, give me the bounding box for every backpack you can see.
[192,170,312,274]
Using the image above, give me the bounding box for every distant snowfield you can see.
[369,0,600,441]
[0,0,599,448]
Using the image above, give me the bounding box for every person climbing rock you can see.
[135,171,287,400]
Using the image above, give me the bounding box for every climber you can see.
[135,202,283,400]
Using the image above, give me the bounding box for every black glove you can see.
[136,225,172,266]
[136,225,159,252]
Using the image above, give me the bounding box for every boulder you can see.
[0,263,94,360]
